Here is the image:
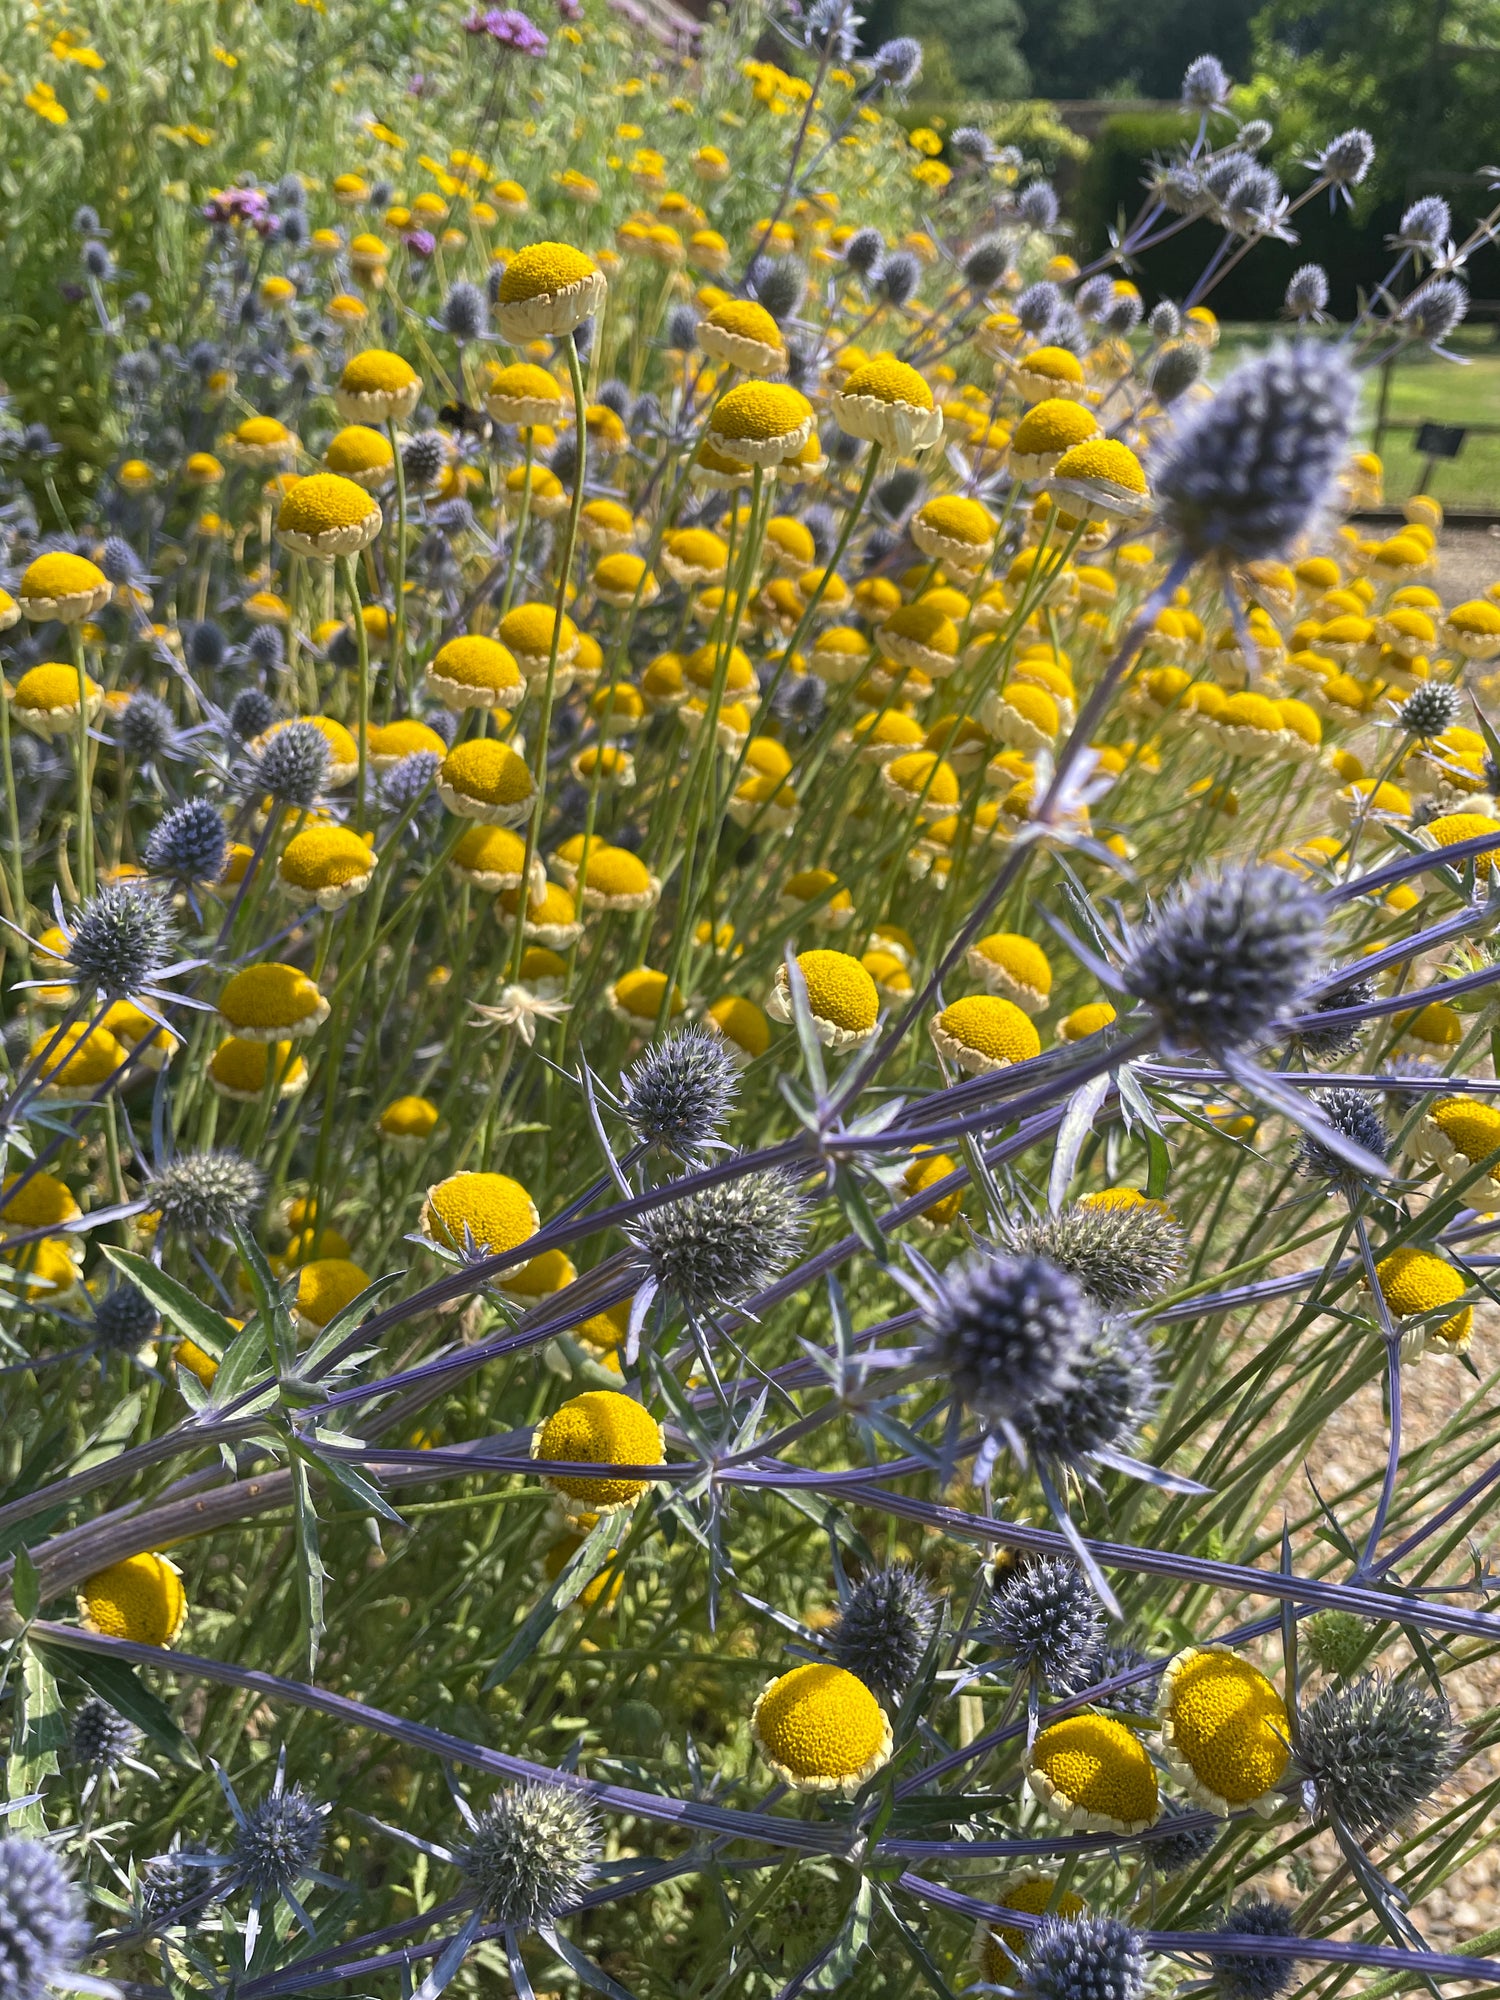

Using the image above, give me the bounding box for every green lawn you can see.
[1216,325,1500,511]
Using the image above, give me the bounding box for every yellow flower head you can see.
[699,298,787,375]
[751,1662,892,1794]
[609,966,685,1023]
[378,1094,441,1145]
[277,472,383,558]
[833,354,943,453]
[704,994,771,1065]
[495,241,606,340]
[532,1389,664,1511]
[437,739,537,826]
[1,1170,82,1232]
[1027,1714,1159,1832]
[294,1256,371,1329]
[207,1036,307,1102]
[1010,397,1100,476]
[78,1552,186,1647]
[325,423,395,488]
[10,662,103,737]
[336,347,422,422]
[278,824,377,909]
[1158,1646,1289,1816]
[967,933,1052,1011]
[423,1170,539,1261]
[1374,1245,1472,1355]
[1048,437,1149,519]
[33,1022,128,1099]
[930,994,1041,1075]
[770,948,879,1048]
[1422,812,1500,878]
[975,1875,1088,1978]
[426,634,525,711]
[18,551,111,623]
[218,962,330,1042]
[911,495,998,568]
[705,382,816,467]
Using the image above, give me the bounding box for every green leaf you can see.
[288,1453,328,1676]
[834,1165,888,1261]
[212,1314,273,1406]
[11,1548,39,1624]
[7,1642,65,1829]
[300,1268,405,1373]
[801,1877,874,1992]
[781,944,828,1099]
[484,1511,619,1689]
[33,1639,197,1766]
[100,1246,236,1361]
[230,1219,298,1376]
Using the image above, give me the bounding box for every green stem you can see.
[339,556,372,835]
[69,623,94,901]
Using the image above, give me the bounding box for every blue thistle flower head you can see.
[119,691,176,763]
[828,1566,938,1699]
[989,1557,1104,1693]
[920,1253,1093,1426]
[229,1783,326,1897]
[1181,53,1231,109]
[619,1027,738,1157]
[0,1836,91,2000]
[1024,1914,1147,2000]
[66,884,176,999]
[92,1280,161,1355]
[1209,1897,1300,2000]
[144,799,228,884]
[1153,342,1358,563]
[71,1696,140,1772]
[456,1781,598,1930]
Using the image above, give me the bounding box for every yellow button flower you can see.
[1010,397,1100,477]
[335,347,422,423]
[930,994,1041,1075]
[9,661,103,737]
[18,551,112,623]
[1048,437,1149,519]
[1,1170,82,1232]
[436,739,537,826]
[1158,1646,1289,1817]
[903,1150,964,1231]
[423,1170,539,1263]
[1026,1713,1160,1833]
[498,601,581,679]
[1421,812,1500,878]
[705,381,816,467]
[703,994,771,1065]
[832,353,943,454]
[367,718,449,767]
[285,1257,367,1332]
[575,844,660,912]
[449,823,540,895]
[276,471,383,558]
[531,1389,664,1512]
[609,966,685,1024]
[770,948,880,1049]
[751,1662,892,1795]
[426,634,525,711]
[698,298,787,375]
[78,1552,186,1647]
[495,241,606,341]
[377,1094,441,1148]
[484,360,566,426]
[967,934,1052,1012]
[1013,345,1087,403]
[218,962,330,1042]
[911,495,998,571]
[278,825,376,909]
[975,1875,1088,1978]
[228,414,299,467]
[207,1036,307,1102]
[32,1022,128,1100]
[324,423,395,488]
[1374,1245,1472,1357]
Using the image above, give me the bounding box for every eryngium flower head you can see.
[1295,1087,1388,1184]
[666,303,699,350]
[402,430,448,486]
[1093,1642,1162,1717]
[951,126,997,166]
[749,255,806,324]
[1154,341,1357,563]
[1392,195,1451,254]
[827,1566,937,1699]
[441,279,488,341]
[456,1781,598,1930]
[119,691,175,762]
[1016,280,1060,336]
[963,235,1010,291]
[619,1028,738,1157]
[100,534,138,583]
[1303,1609,1368,1677]
[1313,128,1375,188]
[1101,292,1142,337]
[1018,180,1060,231]
[254,720,330,807]
[228,687,277,742]
[1399,681,1462,739]
[989,1558,1103,1694]
[381,750,442,814]
[920,1253,1091,1425]
[1006,1201,1185,1311]
[1298,1675,1454,1836]
[93,1280,160,1354]
[246,623,285,670]
[1181,53,1230,109]
[1144,1804,1219,1875]
[1021,1322,1158,1469]
[871,35,922,87]
[1024,1914,1146,2000]
[1209,1897,1300,2000]
[1399,278,1468,347]
[1284,264,1329,321]
[144,799,228,884]
[231,1785,326,1897]
[135,1846,221,1933]
[1149,300,1182,339]
[843,226,884,279]
[1123,864,1326,1054]
[878,250,921,307]
[875,465,923,521]
[67,885,175,999]
[146,1150,264,1237]
[1152,342,1207,401]
[628,1168,808,1313]
[187,621,228,674]
[1288,970,1376,1062]
[0,1839,90,2000]
[71,1696,140,1772]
